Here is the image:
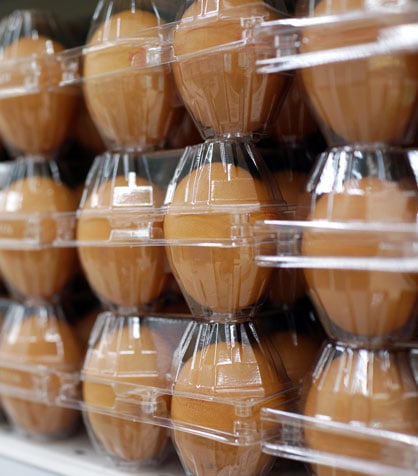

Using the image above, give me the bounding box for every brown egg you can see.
[0,314,82,437]
[83,10,177,150]
[300,0,418,144]
[270,331,321,385]
[164,162,279,315]
[0,176,78,300]
[302,177,418,337]
[77,176,167,308]
[0,36,79,155]
[173,0,289,137]
[304,349,418,476]
[171,340,289,476]
[83,323,170,463]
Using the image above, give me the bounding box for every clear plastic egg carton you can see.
[0,300,82,402]
[260,342,418,476]
[0,303,298,470]
[0,149,187,249]
[0,4,180,99]
[254,3,418,75]
[255,219,418,272]
[58,312,297,472]
[0,299,82,439]
[0,10,82,100]
[76,313,296,435]
[0,1,289,97]
[252,2,418,148]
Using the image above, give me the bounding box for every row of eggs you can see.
[0,0,416,157]
[0,306,416,476]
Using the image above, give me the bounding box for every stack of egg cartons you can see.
[254,1,418,475]
[0,9,84,440]
[77,0,302,475]
[160,1,304,475]
[73,0,188,469]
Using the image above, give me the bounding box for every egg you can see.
[302,177,418,338]
[304,348,418,476]
[164,162,279,315]
[0,36,79,156]
[173,0,289,138]
[0,313,82,437]
[83,10,177,150]
[77,175,167,309]
[82,322,170,463]
[171,340,290,476]
[0,175,78,300]
[300,0,418,145]
[269,330,322,385]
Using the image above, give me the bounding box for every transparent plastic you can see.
[74,313,299,472]
[262,342,418,476]
[0,157,78,302]
[254,2,418,147]
[82,0,184,151]
[0,10,80,158]
[0,300,82,439]
[172,0,291,140]
[81,312,186,469]
[163,138,288,319]
[255,146,418,346]
[170,319,294,476]
[76,149,180,312]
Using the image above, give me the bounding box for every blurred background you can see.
[0,0,98,21]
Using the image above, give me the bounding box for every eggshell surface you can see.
[270,330,322,385]
[0,36,79,155]
[302,177,418,338]
[301,0,418,144]
[0,176,78,300]
[164,162,278,315]
[173,0,288,137]
[0,314,82,437]
[83,323,170,463]
[171,340,289,476]
[77,176,166,309]
[304,349,418,476]
[83,10,177,149]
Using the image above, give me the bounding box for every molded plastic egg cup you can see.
[0,300,82,439]
[252,2,418,475]
[261,342,418,476]
[0,9,84,440]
